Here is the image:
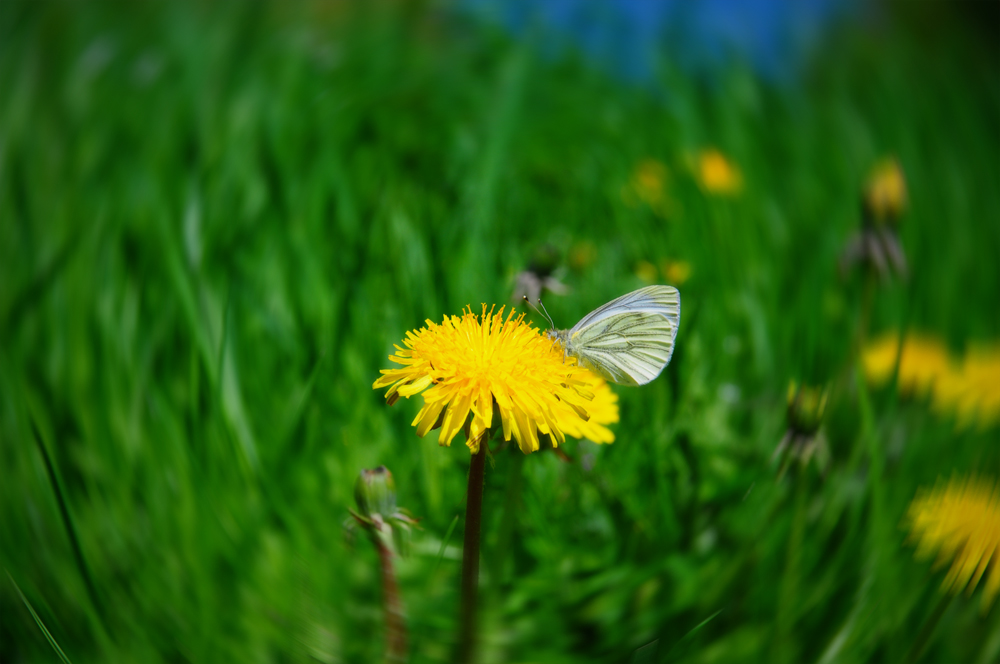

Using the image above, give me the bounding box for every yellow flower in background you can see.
[864,333,1000,430]
[635,259,691,286]
[623,159,672,216]
[863,333,953,393]
[906,475,1000,611]
[931,344,1000,430]
[696,149,742,195]
[634,260,658,284]
[373,306,618,454]
[660,259,692,286]
[865,157,907,224]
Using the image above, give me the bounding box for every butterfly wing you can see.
[567,286,680,386]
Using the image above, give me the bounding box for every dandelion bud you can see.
[786,382,828,436]
[354,466,397,520]
[840,158,909,280]
[348,466,413,663]
[526,244,560,278]
[774,381,830,478]
[512,244,568,303]
[863,158,907,226]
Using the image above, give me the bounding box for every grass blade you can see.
[665,609,723,660]
[7,570,74,664]
[29,416,104,622]
[433,515,461,576]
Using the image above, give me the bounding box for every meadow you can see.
[1,2,998,662]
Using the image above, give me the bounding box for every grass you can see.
[1,1,998,662]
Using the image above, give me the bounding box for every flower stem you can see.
[854,270,876,361]
[457,440,488,663]
[375,536,407,664]
[904,591,952,664]
[775,468,807,663]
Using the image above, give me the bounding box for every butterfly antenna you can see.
[536,298,556,329]
[522,296,555,329]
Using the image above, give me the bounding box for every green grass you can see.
[1,2,998,662]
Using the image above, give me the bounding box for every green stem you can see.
[855,364,896,657]
[775,469,807,664]
[904,591,952,664]
[457,440,488,663]
[855,368,885,542]
[855,270,876,361]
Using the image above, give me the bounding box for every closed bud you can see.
[774,381,831,479]
[863,158,907,226]
[842,158,909,280]
[354,466,397,520]
[512,244,568,303]
[786,382,828,436]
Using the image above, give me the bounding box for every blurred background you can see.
[1,0,998,662]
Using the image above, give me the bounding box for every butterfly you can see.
[537,285,680,386]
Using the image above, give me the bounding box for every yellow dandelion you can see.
[862,333,953,393]
[634,260,658,284]
[659,259,692,287]
[865,158,907,223]
[865,334,1000,430]
[931,344,1000,430]
[696,149,742,195]
[906,475,1000,611]
[373,305,619,454]
[558,371,618,444]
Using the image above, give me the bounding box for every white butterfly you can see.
[543,285,680,386]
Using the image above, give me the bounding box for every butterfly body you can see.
[547,285,680,386]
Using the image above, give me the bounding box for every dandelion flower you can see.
[373,306,618,454]
[906,475,1000,611]
[863,333,953,393]
[864,334,1000,430]
[696,149,742,195]
[634,260,658,284]
[635,259,691,287]
[931,344,1000,430]
[561,372,618,444]
[660,259,692,287]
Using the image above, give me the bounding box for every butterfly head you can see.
[545,327,572,359]
[545,328,568,342]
